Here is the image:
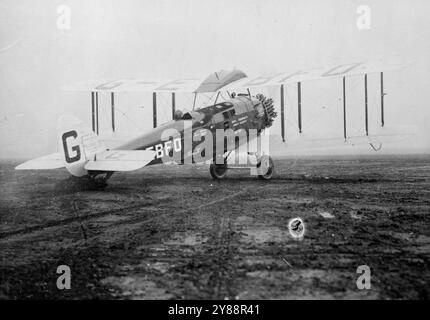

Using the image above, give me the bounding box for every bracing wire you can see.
[116,104,146,131]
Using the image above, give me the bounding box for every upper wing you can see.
[62,69,249,93]
[61,61,410,94]
[62,78,203,93]
[221,60,411,91]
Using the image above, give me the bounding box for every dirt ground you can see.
[0,155,429,299]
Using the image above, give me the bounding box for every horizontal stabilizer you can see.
[15,153,65,170]
[84,150,156,172]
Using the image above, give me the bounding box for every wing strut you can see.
[364,74,368,136]
[280,84,285,142]
[297,82,302,133]
[192,92,197,110]
[172,92,176,120]
[96,92,99,135]
[342,77,347,140]
[91,92,95,133]
[152,92,157,128]
[380,72,385,127]
[214,91,221,105]
[111,92,115,132]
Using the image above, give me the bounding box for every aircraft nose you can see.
[256,94,277,127]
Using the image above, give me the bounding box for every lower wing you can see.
[282,125,417,150]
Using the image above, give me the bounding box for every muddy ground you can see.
[0,155,429,299]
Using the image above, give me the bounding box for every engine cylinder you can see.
[255,94,277,127]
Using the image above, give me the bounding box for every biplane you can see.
[15,61,414,187]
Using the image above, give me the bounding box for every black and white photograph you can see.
[0,0,429,305]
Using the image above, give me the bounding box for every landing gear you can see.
[209,154,274,180]
[209,163,228,179]
[87,171,113,189]
[256,155,274,180]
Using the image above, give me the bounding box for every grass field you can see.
[0,155,429,299]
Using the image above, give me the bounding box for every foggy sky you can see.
[1,0,429,159]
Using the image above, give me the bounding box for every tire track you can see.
[204,200,239,299]
[0,203,152,240]
[0,191,249,241]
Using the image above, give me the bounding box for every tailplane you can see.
[16,115,156,177]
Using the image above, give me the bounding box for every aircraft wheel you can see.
[257,155,274,180]
[89,176,109,189]
[209,164,227,179]
[87,172,112,189]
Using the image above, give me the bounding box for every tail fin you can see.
[57,115,105,177]
[15,115,102,175]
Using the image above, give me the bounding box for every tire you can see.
[257,155,274,180]
[209,164,228,179]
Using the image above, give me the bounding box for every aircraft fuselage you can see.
[115,95,275,166]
